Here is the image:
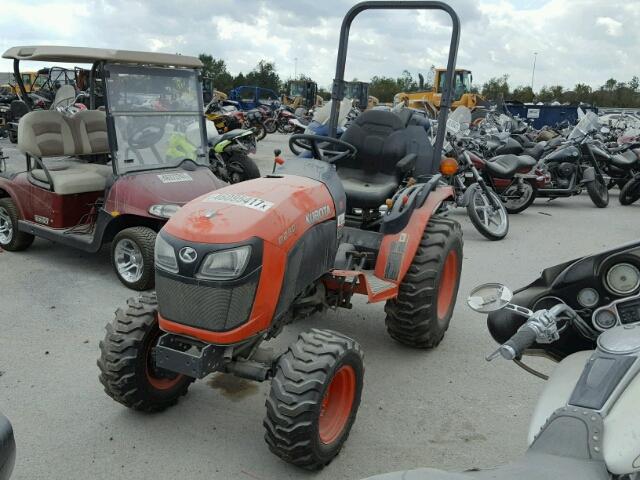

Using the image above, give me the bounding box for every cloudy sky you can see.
[1,0,638,91]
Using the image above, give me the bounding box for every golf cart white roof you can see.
[2,45,202,68]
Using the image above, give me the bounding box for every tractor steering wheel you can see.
[289,134,357,164]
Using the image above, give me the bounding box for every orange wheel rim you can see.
[319,365,356,445]
[145,329,183,391]
[437,250,459,320]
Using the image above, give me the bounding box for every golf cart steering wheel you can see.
[127,120,166,150]
[289,134,357,164]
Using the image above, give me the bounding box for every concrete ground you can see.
[0,134,638,480]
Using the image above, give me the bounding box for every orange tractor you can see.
[98,0,464,470]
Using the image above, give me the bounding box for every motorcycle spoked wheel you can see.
[586,174,609,208]
[500,181,537,214]
[252,123,267,141]
[467,185,509,241]
[264,118,277,134]
[619,176,640,206]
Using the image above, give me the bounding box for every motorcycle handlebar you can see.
[502,326,538,360]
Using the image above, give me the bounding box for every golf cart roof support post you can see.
[13,58,32,110]
[327,0,460,167]
[89,61,99,110]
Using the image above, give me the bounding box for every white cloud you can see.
[0,0,638,91]
[596,16,623,37]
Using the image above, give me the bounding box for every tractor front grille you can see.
[156,270,259,332]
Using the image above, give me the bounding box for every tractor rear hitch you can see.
[154,333,229,379]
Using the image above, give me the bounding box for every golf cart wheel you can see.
[111,227,156,291]
[467,185,509,241]
[0,198,34,251]
[619,176,640,206]
[98,293,194,412]
[586,174,609,208]
[264,329,364,470]
[227,153,261,183]
[385,217,463,349]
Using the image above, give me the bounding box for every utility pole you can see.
[294,57,298,79]
[531,52,538,91]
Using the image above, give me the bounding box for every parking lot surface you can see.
[0,134,638,479]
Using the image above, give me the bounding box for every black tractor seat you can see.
[485,154,536,178]
[609,150,638,167]
[336,109,433,209]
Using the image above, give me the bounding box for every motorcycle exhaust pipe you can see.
[537,173,577,196]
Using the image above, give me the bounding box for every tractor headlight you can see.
[149,204,181,219]
[197,246,252,280]
[155,235,179,273]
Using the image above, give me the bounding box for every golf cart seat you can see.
[18,110,111,194]
[485,154,536,178]
[337,110,430,209]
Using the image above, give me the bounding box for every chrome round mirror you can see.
[467,283,513,313]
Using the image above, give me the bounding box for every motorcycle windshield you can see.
[105,64,208,174]
[568,111,599,140]
[446,106,472,136]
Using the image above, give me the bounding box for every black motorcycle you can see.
[536,112,609,208]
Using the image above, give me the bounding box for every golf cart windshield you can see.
[105,64,208,173]
[568,111,600,140]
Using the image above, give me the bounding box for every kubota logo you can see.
[306,205,330,225]
[179,247,198,263]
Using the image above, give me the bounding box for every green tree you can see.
[396,70,417,92]
[511,85,534,103]
[245,60,282,92]
[481,75,510,101]
[369,75,400,103]
[198,54,234,93]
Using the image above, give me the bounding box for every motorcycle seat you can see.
[523,142,547,160]
[207,129,250,145]
[609,150,638,167]
[364,452,608,480]
[485,154,536,178]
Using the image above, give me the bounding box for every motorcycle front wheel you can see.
[619,176,640,206]
[252,123,267,141]
[264,118,277,134]
[586,175,609,208]
[467,185,509,241]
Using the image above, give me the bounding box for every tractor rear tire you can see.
[98,293,194,412]
[264,329,364,470]
[0,198,34,251]
[384,216,463,348]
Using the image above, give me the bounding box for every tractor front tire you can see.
[98,293,194,412]
[264,329,364,470]
[385,216,463,348]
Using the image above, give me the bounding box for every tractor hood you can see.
[163,175,337,247]
[105,166,226,218]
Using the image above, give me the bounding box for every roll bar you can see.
[328,1,461,171]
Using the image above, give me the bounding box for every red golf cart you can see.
[0,46,226,289]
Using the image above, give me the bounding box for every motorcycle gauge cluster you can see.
[593,308,617,330]
[605,263,640,295]
[577,288,599,308]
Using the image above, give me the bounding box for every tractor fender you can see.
[581,166,596,183]
[374,185,454,286]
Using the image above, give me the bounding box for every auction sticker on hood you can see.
[157,172,193,183]
[204,193,274,212]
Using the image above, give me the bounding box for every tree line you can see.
[199,54,640,108]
